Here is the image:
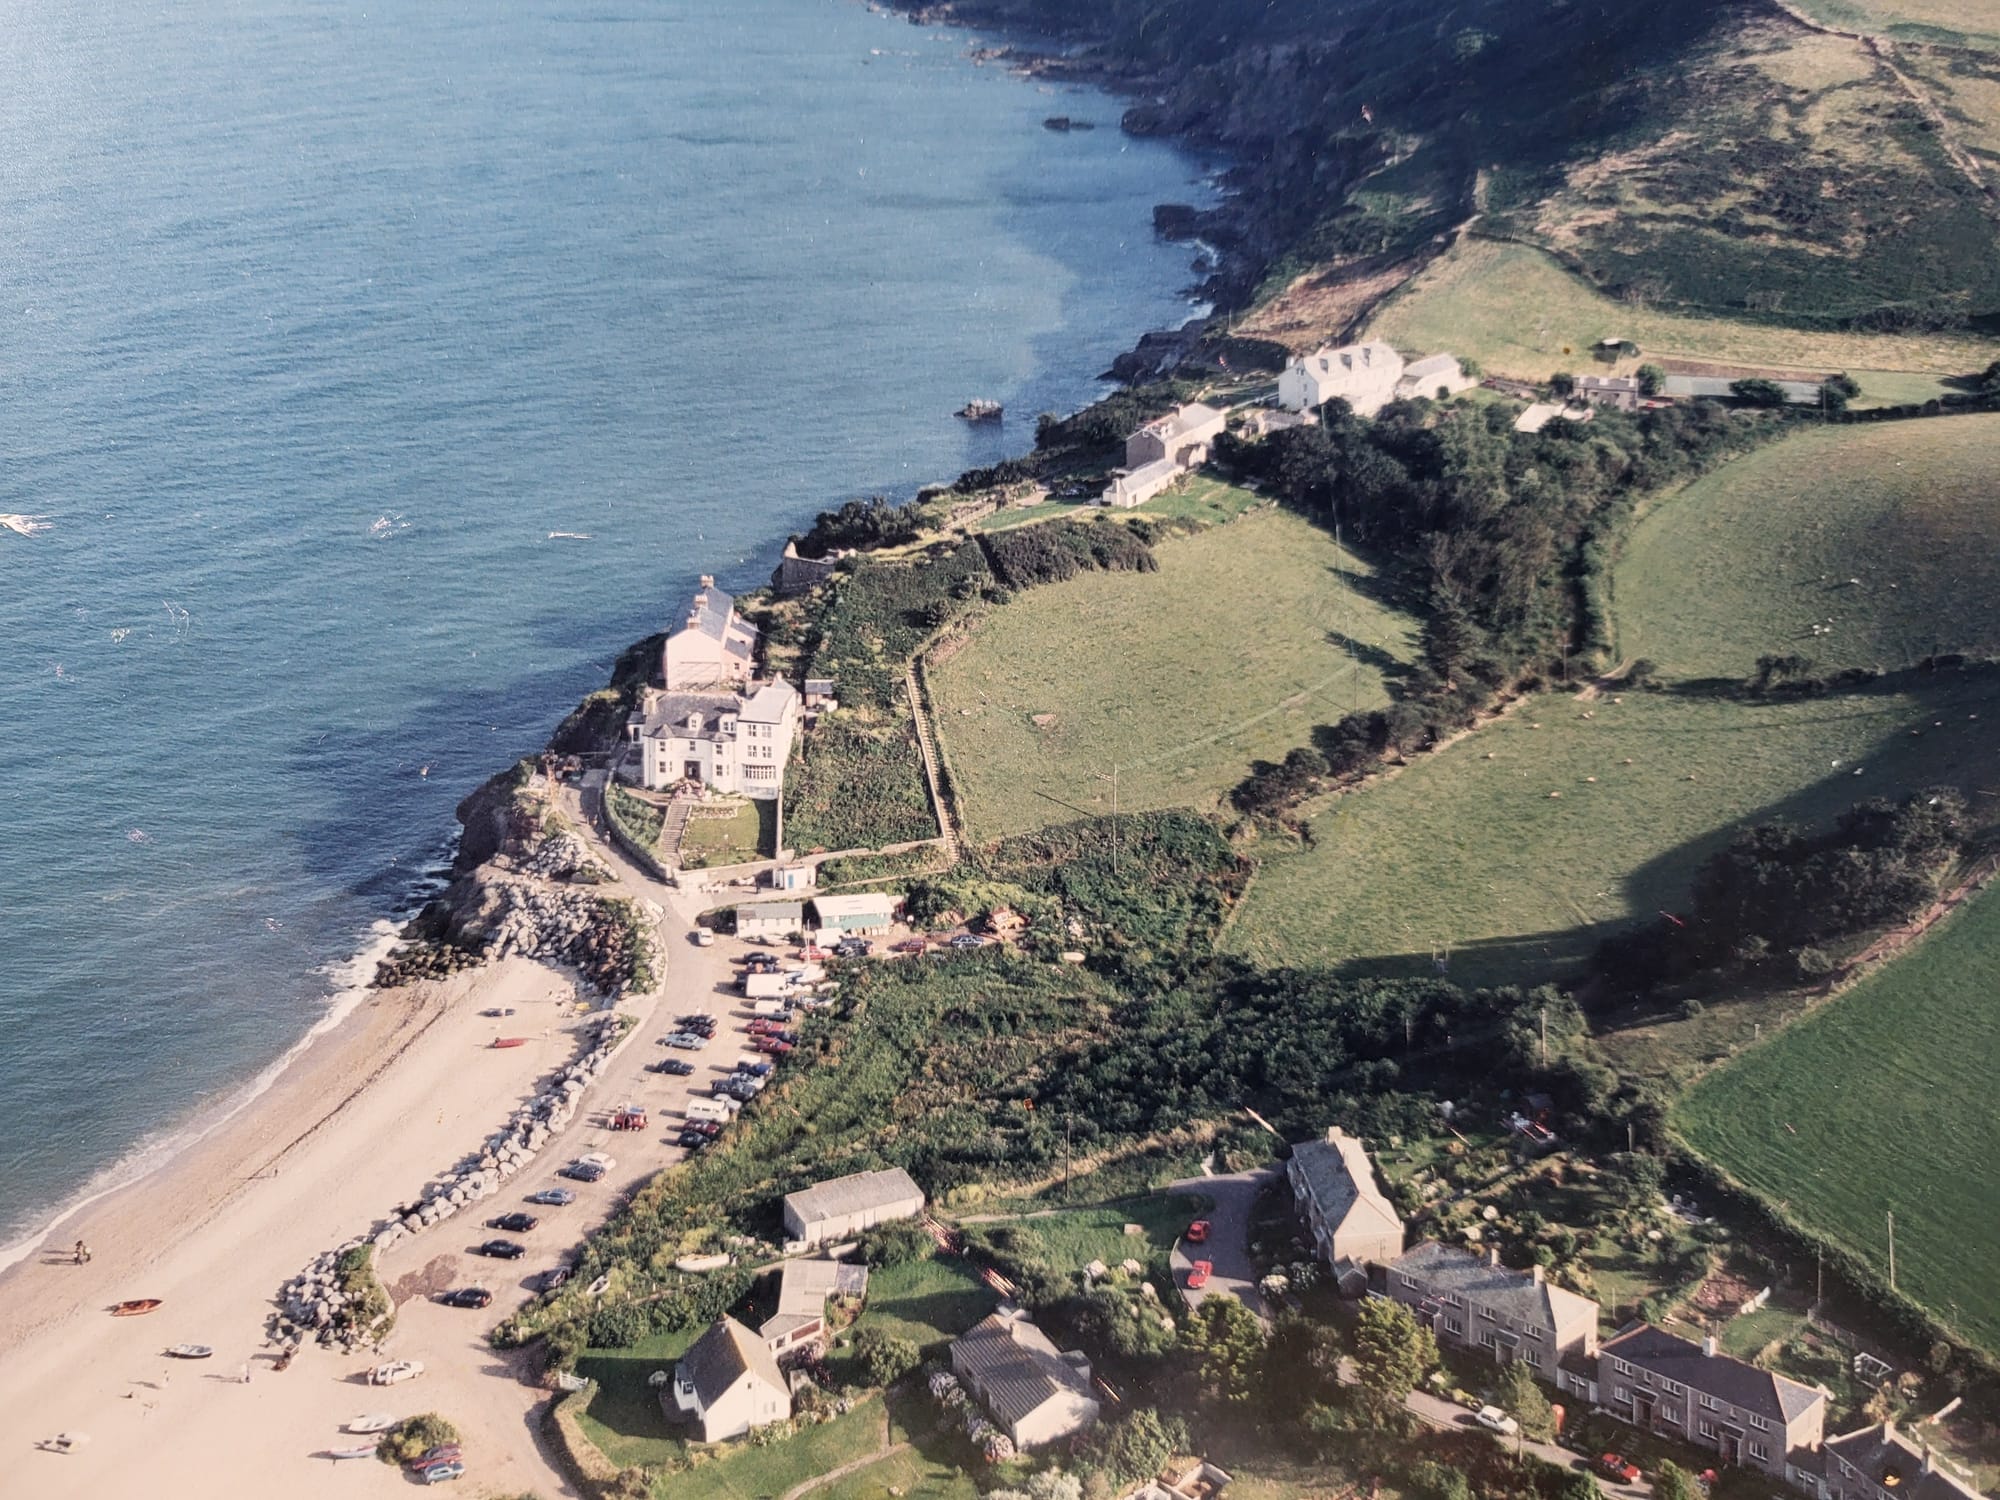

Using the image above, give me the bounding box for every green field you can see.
[1224,675,2000,983]
[1365,239,2000,383]
[1616,416,2000,679]
[1675,885,2000,1355]
[929,508,1422,843]
[680,799,777,867]
[846,1255,995,1356]
[1789,0,2000,47]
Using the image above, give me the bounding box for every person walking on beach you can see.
[73,1239,90,1265]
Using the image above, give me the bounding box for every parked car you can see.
[733,1060,774,1078]
[417,1460,465,1484]
[416,1443,463,1465]
[1598,1456,1642,1484]
[1185,1220,1211,1244]
[680,1013,717,1030]
[741,954,780,973]
[753,1036,794,1056]
[948,933,985,949]
[541,1266,572,1292]
[683,1119,722,1137]
[474,1239,526,1260]
[649,1058,695,1076]
[487,1211,538,1233]
[557,1161,604,1183]
[891,938,927,954]
[677,1131,712,1150]
[579,1152,615,1170]
[442,1287,492,1309]
[663,1032,707,1050]
[746,1019,785,1035]
[1186,1260,1213,1289]
[525,1187,576,1206]
[1474,1406,1519,1437]
[833,938,872,957]
[690,928,715,946]
[368,1359,425,1386]
[478,1007,515,1018]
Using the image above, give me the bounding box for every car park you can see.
[1186,1219,1211,1244]
[525,1187,576,1206]
[1186,1260,1212,1289]
[441,1287,492,1309]
[1598,1456,1641,1484]
[487,1212,537,1232]
[1475,1406,1519,1437]
[474,1239,526,1260]
[649,1058,695,1076]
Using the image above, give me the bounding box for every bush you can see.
[856,1218,937,1268]
[854,1327,922,1387]
[379,1412,460,1466]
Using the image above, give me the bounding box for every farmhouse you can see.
[672,1316,792,1442]
[1287,1127,1404,1277]
[1396,353,1474,401]
[737,902,804,942]
[1578,375,1643,411]
[1277,340,1405,417]
[1599,1325,1826,1487]
[1822,1420,1986,1500]
[1101,402,1226,510]
[627,677,800,800]
[663,576,760,690]
[951,1306,1101,1449]
[808,891,899,938]
[759,1257,869,1355]
[782,1166,925,1247]
[1377,1241,1600,1384]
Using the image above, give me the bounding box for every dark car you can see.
[677,1131,712,1150]
[683,1119,722,1137]
[558,1162,604,1182]
[525,1187,576,1206]
[741,954,780,973]
[948,933,986,949]
[487,1212,538,1233]
[442,1287,492,1309]
[681,1013,717,1030]
[891,938,927,954]
[474,1238,526,1259]
[733,1060,774,1078]
[540,1266,572,1292]
[649,1058,695,1076]
[834,938,873,957]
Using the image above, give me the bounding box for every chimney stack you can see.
[699,574,715,590]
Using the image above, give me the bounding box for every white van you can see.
[686,1098,732,1124]
[743,973,793,1000]
[751,999,791,1018]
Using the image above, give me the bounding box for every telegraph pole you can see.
[1064,1112,1073,1202]
[1111,764,1120,877]
[1887,1212,1897,1291]
[1540,1005,1549,1066]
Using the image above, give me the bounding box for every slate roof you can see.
[1138,402,1225,441]
[738,901,804,927]
[1390,1241,1599,1332]
[953,1313,1092,1427]
[738,679,798,724]
[1110,456,1179,490]
[680,1316,786,1407]
[1303,338,1399,376]
[685,584,738,641]
[1825,1423,1987,1500]
[783,1167,923,1229]
[1603,1324,1824,1425]
[1402,354,1464,383]
[1289,1128,1402,1246]
[761,1257,869,1342]
[809,893,898,923]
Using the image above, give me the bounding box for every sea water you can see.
[0,0,1212,1249]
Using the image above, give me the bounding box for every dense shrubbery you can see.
[801,542,992,712]
[783,719,937,853]
[794,496,926,558]
[977,517,1158,591]
[379,1412,458,1466]
[1597,789,1966,992]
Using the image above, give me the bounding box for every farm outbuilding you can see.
[782,1166,925,1247]
[808,892,898,937]
[737,902,804,942]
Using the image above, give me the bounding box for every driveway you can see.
[1405,1388,1652,1498]
[1168,1163,1280,1322]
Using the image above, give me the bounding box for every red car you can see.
[1186,1260,1213,1290]
[1598,1455,1641,1485]
[754,1036,795,1056]
[1185,1220,1211,1244]
[746,1019,785,1035]
[892,938,927,954]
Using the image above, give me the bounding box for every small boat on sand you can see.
[164,1343,213,1359]
[328,1444,380,1460]
[347,1413,397,1434]
[111,1299,161,1317]
[491,1037,529,1049]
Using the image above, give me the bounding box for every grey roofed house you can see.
[1389,1240,1594,1327]
[760,1258,869,1351]
[782,1166,925,1246]
[681,1315,786,1406]
[1602,1323,1823,1426]
[951,1309,1100,1446]
[1287,1127,1404,1269]
[685,582,737,640]
[1824,1420,1988,1500]
[647,691,751,741]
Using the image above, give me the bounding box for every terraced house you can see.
[1598,1325,1827,1487]
[1820,1420,1987,1500]
[1287,1126,1404,1283]
[1376,1241,1599,1383]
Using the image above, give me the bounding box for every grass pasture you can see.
[928,508,1422,843]
[1675,884,2000,1355]
[1615,415,2000,680]
[679,799,776,867]
[1789,0,2000,48]
[1224,673,2000,985]
[1365,238,2000,383]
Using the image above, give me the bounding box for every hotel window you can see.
[1663,1380,1685,1396]
[1482,1307,1497,1320]
[1447,1319,1463,1335]
[1399,1275,1418,1291]
[1614,1386,1629,1402]
[1613,1358,1633,1376]
[1702,1394,1720,1410]
[1700,1422,1716,1438]
[1748,1416,1769,1432]
[1749,1445,1769,1462]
